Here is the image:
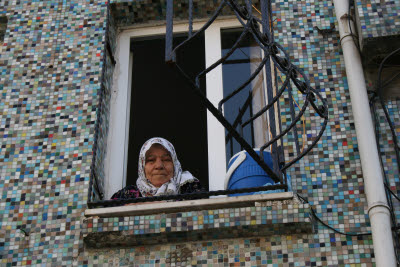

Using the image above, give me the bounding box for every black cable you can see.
[371,99,400,265]
[372,90,400,265]
[376,47,400,176]
[348,0,362,55]
[381,71,400,90]
[370,47,400,263]
[297,194,372,237]
[385,183,400,202]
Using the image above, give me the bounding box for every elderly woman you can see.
[111,137,204,199]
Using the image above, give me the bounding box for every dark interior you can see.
[126,33,209,189]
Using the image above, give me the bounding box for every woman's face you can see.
[144,144,174,187]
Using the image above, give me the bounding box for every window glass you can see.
[221,28,268,164]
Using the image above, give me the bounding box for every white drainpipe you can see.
[332,1,396,266]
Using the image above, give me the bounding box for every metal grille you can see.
[165,0,328,186]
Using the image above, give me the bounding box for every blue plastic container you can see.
[224,149,290,196]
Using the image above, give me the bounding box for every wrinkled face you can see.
[144,144,174,187]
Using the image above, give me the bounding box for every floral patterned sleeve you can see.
[111,181,206,201]
[111,184,142,200]
[179,180,206,194]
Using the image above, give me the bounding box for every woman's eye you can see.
[163,157,172,162]
[146,158,155,163]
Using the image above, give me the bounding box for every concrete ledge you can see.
[84,222,311,248]
[83,193,313,248]
[85,192,294,217]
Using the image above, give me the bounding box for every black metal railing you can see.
[87,184,287,208]
[165,0,328,186]
[226,91,255,159]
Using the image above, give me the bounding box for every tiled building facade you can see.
[0,0,399,266]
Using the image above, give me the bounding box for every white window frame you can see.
[104,18,258,199]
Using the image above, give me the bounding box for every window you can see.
[0,16,7,52]
[126,33,208,189]
[105,19,270,198]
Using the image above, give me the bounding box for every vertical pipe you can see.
[332,1,396,266]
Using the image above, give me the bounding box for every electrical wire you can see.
[369,46,400,263]
[370,96,400,265]
[348,0,362,55]
[297,194,372,237]
[376,47,400,176]
[275,72,306,156]
[385,183,400,202]
[381,71,400,90]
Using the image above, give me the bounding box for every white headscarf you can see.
[136,137,198,197]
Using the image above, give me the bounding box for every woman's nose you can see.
[154,158,164,169]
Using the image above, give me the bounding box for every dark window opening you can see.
[0,16,8,43]
[126,33,209,189]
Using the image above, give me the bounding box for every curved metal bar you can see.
[309,87,329,118]
[260,0,273,42]
[163,0,330,190]
[218,3,328,171]
[246,0,253,18]
[228,0,251,21]
[260,94,310,151]
[226,1,248,28]
[174,62,281,182]
[171,0,228,57]
[287,85,301,155]
[282,116,328,171]
[242,68,293,127]
[228,1,270,53]
[291,64,313,92]
[218,54,269,112]
[270,53,290,74]
[249,17,270,47]
[225,92,253,143]
[195,24,251,86]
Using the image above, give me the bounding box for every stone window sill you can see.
[83,192,313,248]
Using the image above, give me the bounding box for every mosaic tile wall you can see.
[356,0,400,39]
[110,0,243,27]
[356,0,400,65]
[83,234,373,266]
[83,201,312,248]
[0,0,398,265]
[0,0,108,265]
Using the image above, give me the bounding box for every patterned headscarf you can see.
[136,137,198,197]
